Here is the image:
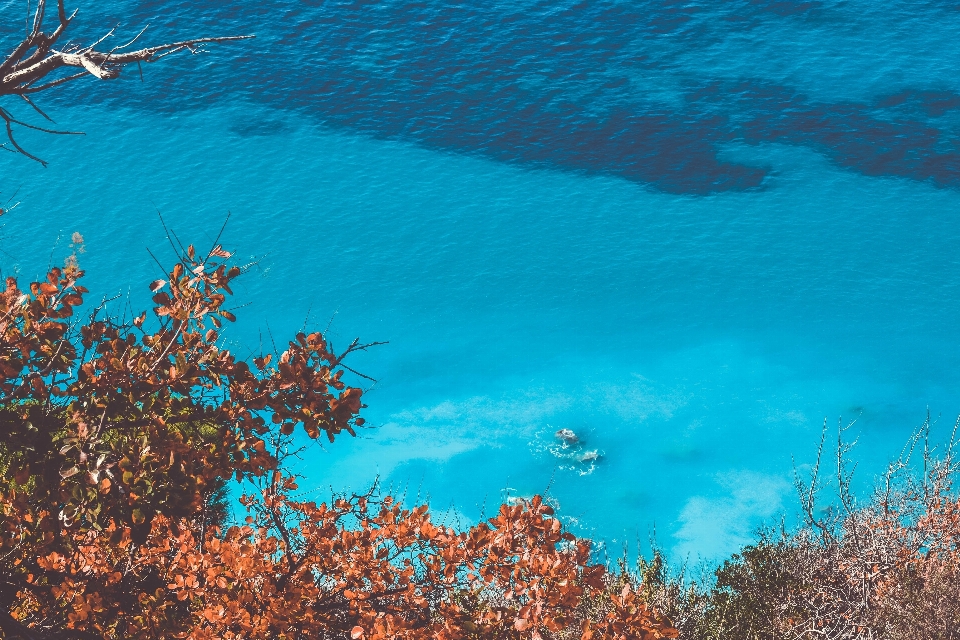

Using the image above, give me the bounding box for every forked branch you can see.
[0,0,252,164]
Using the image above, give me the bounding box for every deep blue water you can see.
[2,0,960,560]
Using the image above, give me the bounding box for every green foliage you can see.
[697,538,802,640]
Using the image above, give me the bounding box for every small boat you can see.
[554,428,580,445]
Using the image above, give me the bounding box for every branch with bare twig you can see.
[0,0,252,165]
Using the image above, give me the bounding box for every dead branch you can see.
[0,0,253,165]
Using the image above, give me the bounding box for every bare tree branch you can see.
[0,0,253,164]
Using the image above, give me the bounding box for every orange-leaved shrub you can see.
[0,241,677,640]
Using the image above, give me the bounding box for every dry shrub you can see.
[636,416,960,640]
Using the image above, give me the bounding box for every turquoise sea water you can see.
[2,0,960,561]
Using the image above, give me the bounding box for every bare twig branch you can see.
[0,0,253,163]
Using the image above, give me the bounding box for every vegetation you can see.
[0,242,678,639]
[4,2,960,639]
[637,419,960,640]
[4,243,958,640]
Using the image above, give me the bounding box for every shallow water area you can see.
[3,0,960,562]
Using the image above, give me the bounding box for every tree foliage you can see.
[0,241,678,640]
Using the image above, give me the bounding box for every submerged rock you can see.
[578,450,600,463]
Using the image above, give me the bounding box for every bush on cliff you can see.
[0,243,678,640]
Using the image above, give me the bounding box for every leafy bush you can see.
[0,245,678,640]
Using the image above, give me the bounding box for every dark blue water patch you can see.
[689,81,960,187]
[229,117,292,137]
[877,90,960,118]
[747,0,823,17]
[3,0,959,192]
[722,0,824,21]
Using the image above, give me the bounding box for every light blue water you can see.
[2,0,960,561]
